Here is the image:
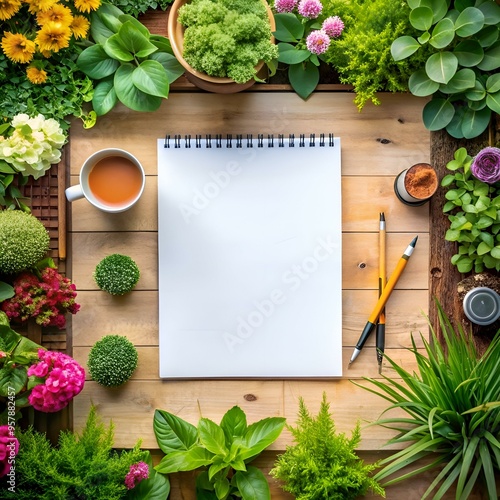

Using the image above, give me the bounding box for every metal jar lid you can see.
[463,287,500,326]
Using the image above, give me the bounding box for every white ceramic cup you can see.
[65,148,145,213]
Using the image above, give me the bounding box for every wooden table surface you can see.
[68,91,436,497]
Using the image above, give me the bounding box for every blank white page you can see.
[158,135,342,378]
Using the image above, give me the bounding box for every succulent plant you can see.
[87,335,138,387]
[93,254,140,295]
[0,210,50,274]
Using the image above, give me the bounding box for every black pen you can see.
[376,213,386,373]
[349,235,418,366]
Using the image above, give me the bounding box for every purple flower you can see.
[274,0,297,13]
[306,30,330,55]
[322,16,344,38]
[125,461,149,489]
[471,147,500,184]
[298,0,322,19]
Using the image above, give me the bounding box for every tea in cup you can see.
[65,149,145,213]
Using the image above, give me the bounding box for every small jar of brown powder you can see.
[394,163,438,206]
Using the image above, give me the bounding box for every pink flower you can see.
[0,425,19,478]
[125,461,149,489]
[274,0,297,13]
[322,16,344,38]
[28,350,85,413]
[471,147,500,184]
[298,0,322,18]
[306,30,330,55]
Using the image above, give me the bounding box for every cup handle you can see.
[65,184,84,202]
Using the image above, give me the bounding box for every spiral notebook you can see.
[157,134,342,378]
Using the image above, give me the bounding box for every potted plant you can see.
[167,0,279,93]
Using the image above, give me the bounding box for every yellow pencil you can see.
[349,235,418,365]
[376,213,386,373]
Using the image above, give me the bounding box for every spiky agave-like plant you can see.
[360,303,500,499]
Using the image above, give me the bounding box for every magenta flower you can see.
[274,0,297,13]
[0,426,19,478]
[28,349,85,413]
[298,0,322,18]
[306,30,330,55]
[125,461,149,489]
[471,147,500,184]
[322,16,344,38]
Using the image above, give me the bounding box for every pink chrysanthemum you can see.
[306,30,330,55]
[125,461,149,489]
[274,0,297,13]
[297,0,322,19]
[322,16,344,38]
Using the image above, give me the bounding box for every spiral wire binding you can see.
[164,133,334,148]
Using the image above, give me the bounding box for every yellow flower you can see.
[73,0,100,14]
[35,22,71,53]
[24,0,58,14]
[1,32,36,63]
[26,65,47,84]
[0,0,22,21]
[37,3,73,26]
[70,15,89,39]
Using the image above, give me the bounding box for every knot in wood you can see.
[376,138,392,144]
[244,393,257,401]
[358,262,366,269]
[430,267,442,279]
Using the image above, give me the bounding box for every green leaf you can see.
[439,68,475,93]
[118,21,158,58]
[132,60,170,99]
[153,409,198,453]
[77,45,120,80]
[425,52,458,84]
[155,446,214,473]
[478,1,500,25]
[422,98,455,131]
[273,13,304,42]
[118,14,150,37]
[454,7,485,37]
[445,228,461,241]
[239,417,285,461]
[410,7,434,31]
[486,74,500,93]
[288,61,319,100]
[277,43,310,64]
[409,69,440,96]
[453,40,484,67]
[477,241,492,255]
[429,18,455,49]
[0,282,14,301]
[149,52,184,83]
[391,36,420,61]
[477,41,500,71]
[490,246,500,260]
[0,365,28,396]
[114,64,162,112]
[457,256,473,273]
[92,79,117,117]
[476,25,499,48]
[90,4,125,43]
[220,406,247,443]
[198,418,228,456]
[127,466,170,500]
[0,162,16,174]
[486,91,500,114]
[232,466,270,500]
[465,79,486,101]
[103,34,134,62]
[150,35,173,53]
[461,106,491,139]
[214,476,230,499]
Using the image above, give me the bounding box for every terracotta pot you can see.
[167,0,276,93]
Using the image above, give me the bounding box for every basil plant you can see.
[77,3,184,116]
[153,406,285,500]
[391,0,500,139]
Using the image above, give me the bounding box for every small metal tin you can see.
[463,287,500,326]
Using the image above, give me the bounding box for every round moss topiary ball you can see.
[93,254,140,295]
[87,335,138,387]
[0,210,50,274]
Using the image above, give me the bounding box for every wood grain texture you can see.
[68,92,439,498]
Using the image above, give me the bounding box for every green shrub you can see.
[93,254,140,295]
[107,0,173,17]
[270,392,384,499]
[0,406,169,500]
[88,335,138,387]
[0,210,50,274]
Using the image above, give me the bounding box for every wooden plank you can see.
[69,93,429,177]
[72,289,428,348]
[70,231,428,291]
